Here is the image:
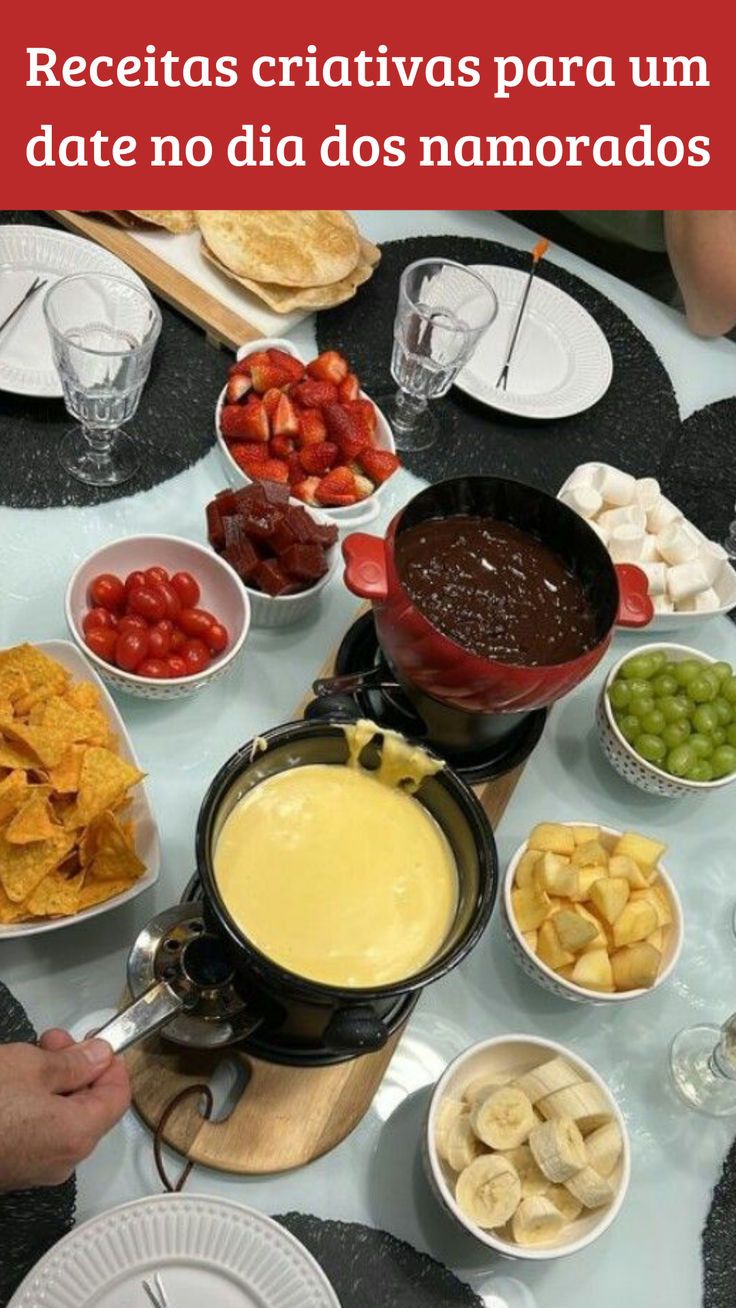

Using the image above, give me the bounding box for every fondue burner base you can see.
[306,612,547,784]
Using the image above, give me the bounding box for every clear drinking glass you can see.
[44,273,162,486]
[670,1011,736,1115]
[386,258,497,452]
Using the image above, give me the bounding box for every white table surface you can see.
[1,209,735,1308]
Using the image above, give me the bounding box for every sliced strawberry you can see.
[230,443,271,475]
[262,387,283,420]
[323,405,367,463]
[237,397,270,443]
[291,379,338,410]
[270,434,295,459]
[255,458,289,485]
[357,447,400,485]
[272,393,299,438]
[250,361,295,394]
[292,476,321,505]
[338,372,360,403]
[287,453,305,486]
[299,441,339,476]
[345,398,378,444]
[307,350,349,385]
[267,348,305,382]
[297,409,328,447]
[353,474,374,501]
[315,466,358,507]
[225,373,251,404]
[229,350,270,379]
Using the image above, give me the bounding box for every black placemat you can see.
[276,1213,483,1307]
[702,1134,736,1308]
[0,983,76,1308]
[0,211,224,510]
[659,397,736,546]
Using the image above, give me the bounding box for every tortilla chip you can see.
[63,683,101,712]
[0,738,35,770]
[40,696,110,745]
[0,699,14,723]
[128,209,196,233]
[0,829,75,901]
[0,668,29,703]
[47,744,87,795]
[6,792,60,844]
[0,881,29,923]
[2,722,72,769]
[0,771,28,824]
[26,867,84,918]
[63,748,144,828]
[0,644,69,694]
[86,811,145,882]
[196,210,360,288]
[77,877,134,910]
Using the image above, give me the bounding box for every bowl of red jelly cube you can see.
[206,479,339,627]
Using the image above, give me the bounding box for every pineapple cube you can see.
[571,948,614,993]
[528,823,575,856]
[553,909,598,954]
[575,903,608,950]
[611,943,661,991]
[612,899,658,948]
[589,876,630,924]
[570,866,607,901]
[570,824,602,845]
[535,852,579,898]
[571,840,609,870]
[630,886,672,928]
[522,929,539,952]
[608,854,649,890]
[537,919,575,970]
[515,848,542,889]
[613,831,666,870]
[512,885,551,932]
[558,964,576,981]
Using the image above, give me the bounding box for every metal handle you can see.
[312,666,399,698]
[94,980,186,1054]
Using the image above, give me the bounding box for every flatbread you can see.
[127,210,196,233]
[195,210,360,288]
[201,238,380,313]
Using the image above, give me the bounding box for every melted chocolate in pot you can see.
[395,515,597,665]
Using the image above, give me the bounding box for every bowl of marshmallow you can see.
[557,462,736,630]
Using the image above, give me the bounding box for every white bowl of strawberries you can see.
[215,338,400,525]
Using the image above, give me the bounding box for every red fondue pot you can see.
[343,476,653,715]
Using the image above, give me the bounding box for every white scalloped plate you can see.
[8,1194,341,1308]
[0,225,147,397]
[454,264,613,418]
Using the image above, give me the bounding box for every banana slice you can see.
[439,1111,483,1172]
[537,1081,612,1135]
[511,1196,565,1246]
[500,1144,550,1197]
[565,1165,616,1209]
[463,1073,510,1109]
[514,1056,582,1105]
[434,1097,466,1158]
[584,1120,623,1177]
[528,1116,587,1182]
[471,1086,535,1150]
[546,1183,584,1224]
[456,1153,522,1229]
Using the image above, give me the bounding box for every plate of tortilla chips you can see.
[0,640,160,935]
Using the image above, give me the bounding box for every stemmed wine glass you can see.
[44,273,161,486]
[385,258,498,453]
[670,1011,736,1114]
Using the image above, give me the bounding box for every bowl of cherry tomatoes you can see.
[65,534,250,699]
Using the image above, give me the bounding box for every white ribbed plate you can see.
[455,264,613,418]
[0,225,147,397]
[8,1194,341,1308]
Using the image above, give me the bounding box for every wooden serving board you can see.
[125,623,528,1175]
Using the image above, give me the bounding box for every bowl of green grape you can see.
[597,644,736,797]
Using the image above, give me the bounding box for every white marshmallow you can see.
[566,462,604,491]
[653,594,674,613]
[698,539,729,586]
[639,534,662,562]
[609,524,645,562]
[634,477,661,511]
[637,561,668,596]
[647,496,682,534]
[560,485,603,519]
[657,523,698,566]
[677,587,721,613]
[666,560,710,604]
[597,505,647,532]
[597,466,637,506]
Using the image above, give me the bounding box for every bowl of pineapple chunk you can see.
[427,1034,630,1259]
[502,821,683,1002]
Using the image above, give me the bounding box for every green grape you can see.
[689,733,714,759]
[711,745,736,777]
[711,661,733,686]
[722,677,736,705]
[711,727,727,748]
[617,714,641,743]
[663,721,691,748]
[692,704,719,735]
[652,673,678,698]
[660,695,690,724]
[727,725,736,749]
[608,682,631,710]
[687,761,714,783]
[667,744,696,777]
[640,709,666,735]
[621,678,650,699]
[634,733,667,764]
[689,674,717,704]
[663,662,679,677]
[628,693,655,719]
[674,659,704,687]
[648,651,667,674]
[712,696,733,726]
[620,655,656,681]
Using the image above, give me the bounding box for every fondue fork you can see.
[496,239,549,390]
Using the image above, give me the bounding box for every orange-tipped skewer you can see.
[496,238,550,390]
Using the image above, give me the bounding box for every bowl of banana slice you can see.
[427,1035,630,1259]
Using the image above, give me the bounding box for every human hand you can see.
[0,1028,131,1191]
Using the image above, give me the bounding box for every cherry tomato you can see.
[89,573,125,612]
[179,608,218,640]
[115,629,150,673]
[169,627,186,654]
[118,614,149,637]
[148,620,174,659]
[82,607,117,636]
[145,565,169,586]
[137,658,171,679]
[85,627,118,662]
[165,655,188,678]
[151,580,182,621]
[125,570,147,597]
[206,622,229,654]
[128,586,166,623]
[171,571,200,608]
[181,639,211,674]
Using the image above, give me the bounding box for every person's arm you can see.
[664,211,736,337]
[0,1029,130,1191]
